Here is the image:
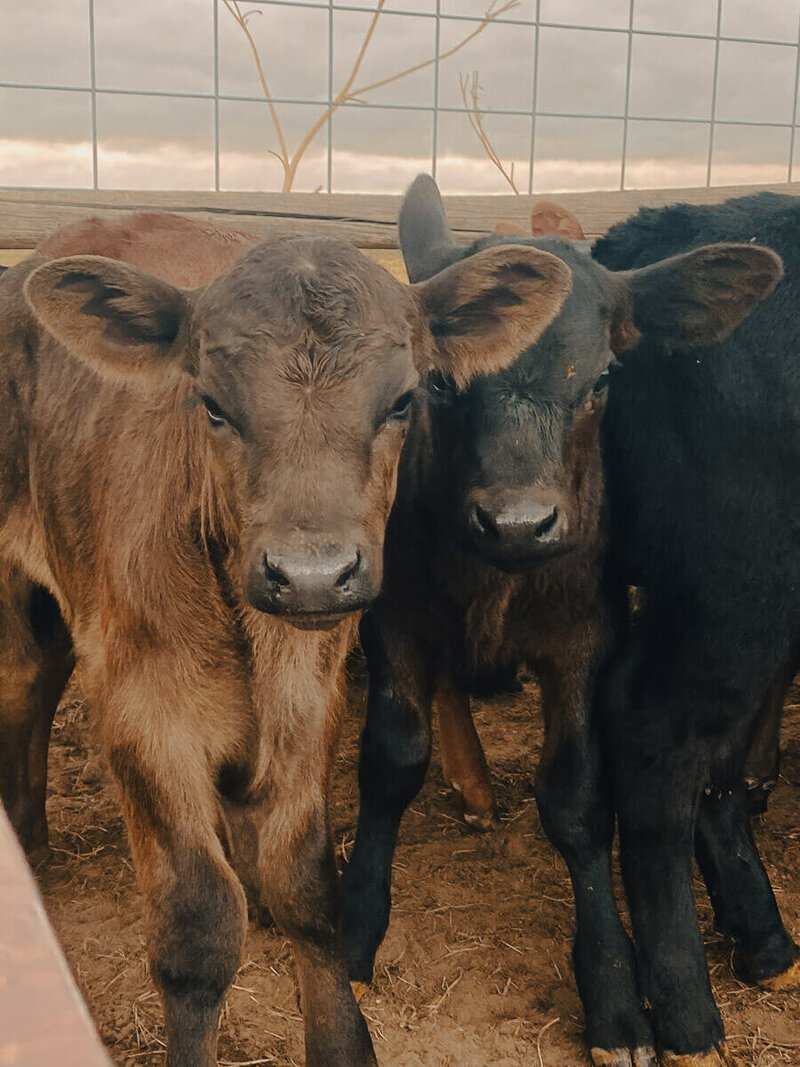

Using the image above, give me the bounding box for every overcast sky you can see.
[1,0,799,193]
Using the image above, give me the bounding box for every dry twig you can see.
[223,0,518,191]
[459,70,520,194]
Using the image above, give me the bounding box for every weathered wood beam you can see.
[0,805,112,1066]
[2,181,799,252]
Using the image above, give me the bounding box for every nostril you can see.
[472,504,499,539]
[263,555,291,588]
[335,549,362,588]
[532,507,559,539]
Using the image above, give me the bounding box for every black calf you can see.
[342,177,783,1067]
[595,191,800,1060]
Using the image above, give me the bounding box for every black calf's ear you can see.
[415,244,572,387]
[627,242,783,348]
[399,173,455,283]
[24,254,191,380]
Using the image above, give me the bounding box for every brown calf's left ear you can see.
[414,244,572,387]
[24,254,191,380]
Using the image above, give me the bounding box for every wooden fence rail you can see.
[2,180,800,253]
[0,804,111,1066]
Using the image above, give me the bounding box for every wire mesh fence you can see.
[2,0,800,194]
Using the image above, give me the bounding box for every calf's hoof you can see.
[450,781,497,832]
[758,956,800,991]
[732,941,800,988]
[744,779,776,817]
[462,807,497,832]
[660,1043,736,1067]
[590,1046,657,1066]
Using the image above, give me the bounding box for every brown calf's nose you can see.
[246,541,374,621]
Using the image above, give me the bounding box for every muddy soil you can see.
[35,673,800,1066]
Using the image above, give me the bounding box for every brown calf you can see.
[0,212,572,1067]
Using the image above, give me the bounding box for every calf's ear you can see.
[624,242,782,349]
[414,244,572,386]
[399,173,455,283]
[530,201,585,240]
[24,254,191,379]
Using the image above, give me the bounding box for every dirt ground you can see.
[34,669,800,1067]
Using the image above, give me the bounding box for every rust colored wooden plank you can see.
[0,806,111,1067]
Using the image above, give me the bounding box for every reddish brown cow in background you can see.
[39,211,259,285]
[0,212,572,1067]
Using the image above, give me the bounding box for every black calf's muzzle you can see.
[245,536,376,625]
[466,487,571,568]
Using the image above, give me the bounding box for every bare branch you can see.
[282,0,388,191]
[336,0,389,103]
[223,0,517,192]
[221,0,290,178]
[347,0,518,101]
[460,71,520,194]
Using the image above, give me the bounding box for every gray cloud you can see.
[1,0,799,193]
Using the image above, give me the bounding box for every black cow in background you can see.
[593,192,800,1063]
[341,175,784,1067]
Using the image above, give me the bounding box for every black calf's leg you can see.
[743,654,796,815]
[607,645,731,1064]
[341,610,435,986]
[696,700,799,990]
[536,650,656,1067]
[697,646,800,989]
[696,776,799,988]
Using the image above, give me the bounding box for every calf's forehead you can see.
[194,236,416,354]
[460,237,621,396]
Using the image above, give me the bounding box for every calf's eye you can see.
[389,391,414,421]
[202,396,228,427]
[428,371,454,396]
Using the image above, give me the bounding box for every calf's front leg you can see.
[223,623,377,1067]
[605,634,734,1066]
[341,610,436,989]
[696,775,799,989]
[110,753,247,1067]
[436,678,496,830]
[92,658,249,1067]
[535,645,656,1067]
[253,788,377,1067]
[742,652,796,815]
